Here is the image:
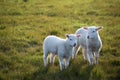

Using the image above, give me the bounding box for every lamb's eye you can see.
[70,39,72,40]
[93,31,95,32]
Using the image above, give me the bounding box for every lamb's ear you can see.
[96,26,103,31]
[66,34,69,38]
[83,27,88,30]
[77,34,80,38]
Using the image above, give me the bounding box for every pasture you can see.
[0,0,120,80]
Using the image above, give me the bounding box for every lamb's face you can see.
[84,26,103,39]
[87,27,98,39]
[66,34,80,47]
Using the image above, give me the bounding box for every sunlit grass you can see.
[0,0,120,80]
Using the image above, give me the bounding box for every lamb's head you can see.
[84,26,103,39]
[66,34,80,47]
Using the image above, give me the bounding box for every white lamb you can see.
[73,26,103,65]
[43,34,80,70]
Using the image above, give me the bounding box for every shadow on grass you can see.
[69,60,94,80]
[27,60,94,80]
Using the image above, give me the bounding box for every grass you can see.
[0,0,120,80]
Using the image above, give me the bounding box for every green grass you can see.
[0,0,120,80]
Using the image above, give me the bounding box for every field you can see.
[0,0,120,80]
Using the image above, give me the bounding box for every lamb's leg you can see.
[65,58,70,69]
[50,54,55,65]
[88,50,94,66]
[43,50,48,67]
[82,48,88,61]
[72,45,80,59]
[94,51,100,64]
[59,57,65,71]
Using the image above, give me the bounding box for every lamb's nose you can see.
[74,43,76,47]
[87,36,89,39]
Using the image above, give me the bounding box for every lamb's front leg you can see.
[88,50,94,66]
[82,48,88,61]
[65,58,70,69]
[94,51,100,64]
[59,57,65,71]
[72,45,80,59]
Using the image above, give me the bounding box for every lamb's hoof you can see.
[89,63,94,66]
[89,64,94,69]
[84,59,88,62]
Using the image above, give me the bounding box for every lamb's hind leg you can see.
[50,54,55,65]
[43,50,49,67]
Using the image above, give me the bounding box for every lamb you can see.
[73,26,103,65]
[43,34,80,70]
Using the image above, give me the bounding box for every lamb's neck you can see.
[64,40,73,50]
